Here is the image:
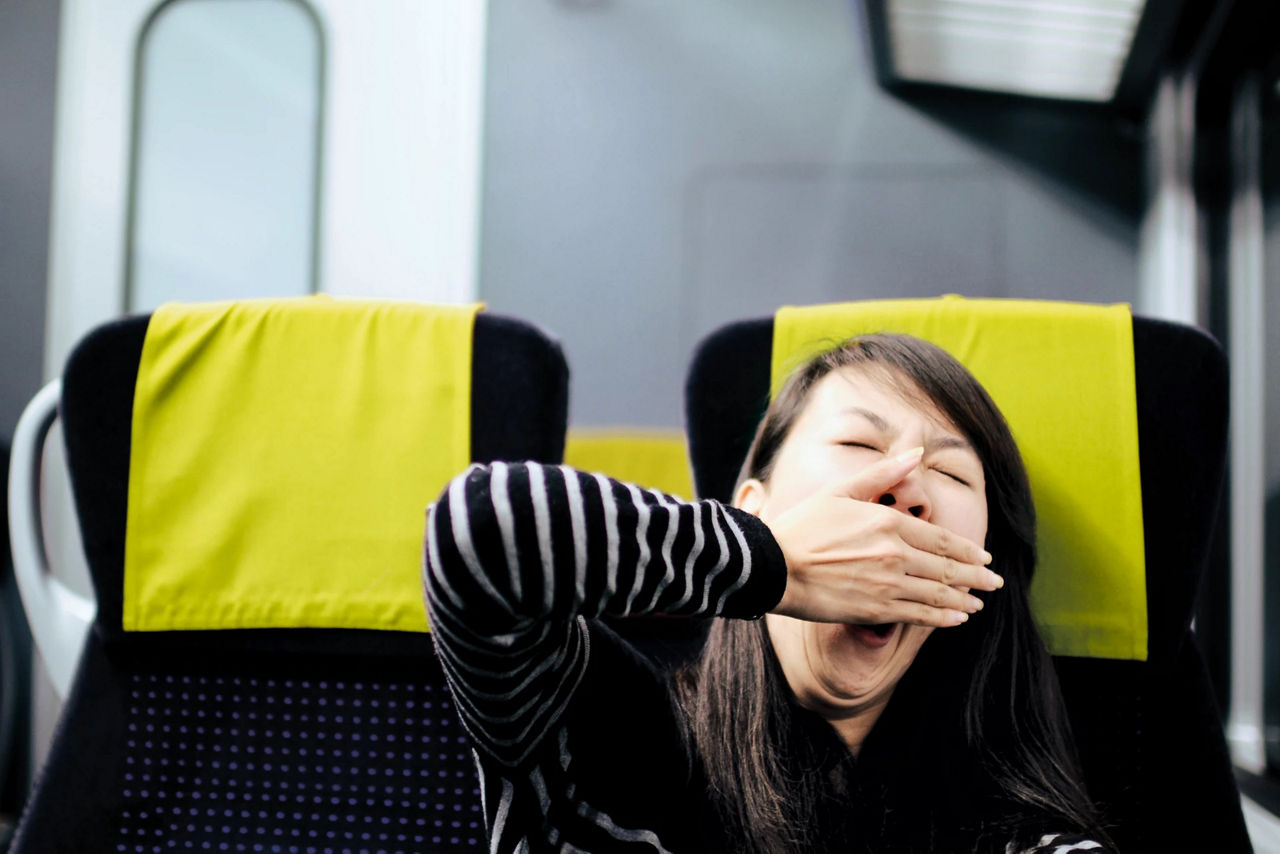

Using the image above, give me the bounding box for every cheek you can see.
[902,625,934,655]
[759,452,832,519]
[934,487,988,546]
[764,444,884,520]
[964,503,989,546]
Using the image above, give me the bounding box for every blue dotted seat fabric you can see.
[11,638,488,854]
[118,670,482,853]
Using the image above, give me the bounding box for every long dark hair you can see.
[677,334,1108,853]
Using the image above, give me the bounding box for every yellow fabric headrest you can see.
[123,296,483,633]
[565,430,694,501]
[773,296,1145,660]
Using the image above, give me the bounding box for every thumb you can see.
[830,446,924,502]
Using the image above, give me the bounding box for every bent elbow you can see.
[423,463,518,624]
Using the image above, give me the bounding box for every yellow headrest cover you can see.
[124,296,483,632]
[565,430,694,501]
[773,296,1145,660]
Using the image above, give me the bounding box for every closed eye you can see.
[839,441,882,452]
[932,467,971,487]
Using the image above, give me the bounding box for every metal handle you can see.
[8,379,96,699]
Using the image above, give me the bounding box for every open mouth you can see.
[845,622,898,648]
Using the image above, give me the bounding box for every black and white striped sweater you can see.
[423,462,1108,854]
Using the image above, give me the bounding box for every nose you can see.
[876,470,930,520]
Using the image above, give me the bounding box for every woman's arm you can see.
[423,462,787,769]
[1009,832,1109,853]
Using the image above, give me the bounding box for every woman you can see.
[423,334,1111,853]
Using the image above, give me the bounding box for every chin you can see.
[817,624,924,697]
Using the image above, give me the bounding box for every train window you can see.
[126,0,323,312]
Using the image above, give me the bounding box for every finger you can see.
[896,513,994,568]
[901,548,1002,592]
[890,601,971,628]
[829,446,925,502]
[896,575,985,613]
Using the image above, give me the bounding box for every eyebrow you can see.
[845,406,892,433]
[842,406,973,453]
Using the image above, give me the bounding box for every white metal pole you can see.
[1226,72,1267,774]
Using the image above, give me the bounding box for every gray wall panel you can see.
[0,0,59,442]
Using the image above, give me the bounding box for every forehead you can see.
[797,366,961,436]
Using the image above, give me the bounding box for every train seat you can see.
[683,297,1251,852]
[7,298,567,854]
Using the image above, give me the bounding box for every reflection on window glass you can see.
[128,0,322,312]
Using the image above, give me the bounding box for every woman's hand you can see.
[766,450,1002,628]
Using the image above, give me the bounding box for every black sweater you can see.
[423,462,1106,853]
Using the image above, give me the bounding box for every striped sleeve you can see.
[422,462,787,769]
[1007,833,1109,853]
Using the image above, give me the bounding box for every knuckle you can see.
[880,545,906,570]
[934,528,953,554]
[870,510,897,535]
[941,558,960,584]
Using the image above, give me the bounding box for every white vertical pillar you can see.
[43,0,156,378]
[1227,73,1267,774]
[314,0,487,303]
[1136,72,1201,326]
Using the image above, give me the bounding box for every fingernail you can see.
[988,571,1004,589]
[895,446,924,464]
[980,549,993,564]
[954,611,969,624]
[969,596,984,611]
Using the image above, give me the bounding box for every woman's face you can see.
[739,366,988,725]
